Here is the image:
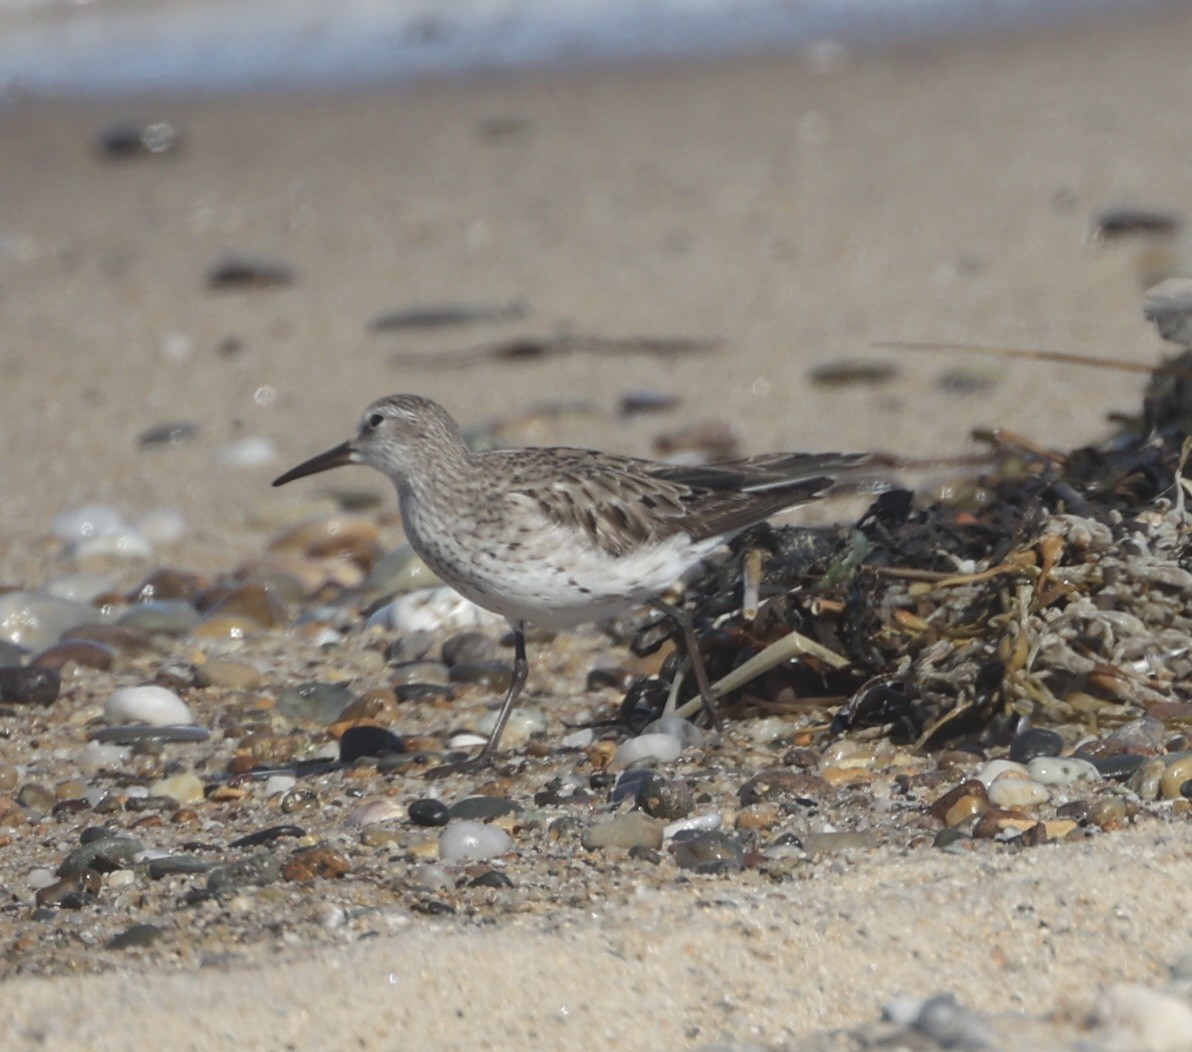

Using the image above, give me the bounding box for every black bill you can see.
[272,440,356,486]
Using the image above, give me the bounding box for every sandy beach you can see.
[3,4,1192,1049]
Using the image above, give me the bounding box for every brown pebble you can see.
[61,623,157,655]
[281,846,352,882]
[0,765,18,792]
[1089,798,1127,831]
[31,640,115,673]
[200,581,288,629]
[190,614,263,641]
[739,769,831,806]
[268,515,381,565]
[36,869,102,908]
[734,804,781,831]
[128,569,203,603]
[1160,756,1192,800]
[972,807,1034,839]
[338,689,400,723]
[194,660,263,690]
[0,796,28,828]
[929,779,989,825]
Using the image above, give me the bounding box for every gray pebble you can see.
[206,853,282,894]
[581,812,664,851]
[276,682,354,724]
[118,600,201,635]
[58,835,143,878]
[672,830,743,873]
[0,666,60,705]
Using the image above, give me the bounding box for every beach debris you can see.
[369,300,528,332]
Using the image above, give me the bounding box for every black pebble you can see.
[1008,727,1064,764]
[339,726,405,763]
[0,666,60,705]
[408,798,450,827]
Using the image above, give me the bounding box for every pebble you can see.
[194,659,262,689]
[277,682,354,724]
[1025,756,1101,787]
[1160,755,1192,799]
[643,715,705,748]
[362,545,442,596]
[0,640,24,665]
[929,779,989,826]
[1128,757,1167,801]
[107,924,165,950]
[0,666,60,705]
[663,813,722,839]
[343,799,405,827]
[1094,982,1192,1051]
[104,685,194,726]
[637,773,694,820]
[1093,753,1149,780]
[448,796,521,821]
[147,856,216,879]
[89,725,208,744]
[975,759,1029,787]
[58,835,143,877]
[52,504,126,542]
[206,853,283,894]
[800,831,876,854]
[282,846,351,882]
[118,600,201,635]
[149,772,205,804]
[206,256,294,290]
[439,821,512,862]
[987,775,1050,808]
[613,732,684,768]
[36,870,102,909]
[1089,798,1128,830]
[339,726,404,763]
[1008,727,1064,763]
[441,631,497,666]
[99,120,182,158]
[78,526,155,562]
[449,661,513,692]
[581,812,664,851]
[672,830,743,872]
[214,436,279,468]
[0,592,101,651]
[31,640,114,673]
[44,572,117,604]
[374,587,502,634]
[475,706,545,747]
[133,508,187,546]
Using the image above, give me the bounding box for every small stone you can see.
[149,772,205,804]
[282,846,351,882]
[1026,756,1101,787]
[987,775,1049,808]
[378,588,502,634]
[36,870,102,909]
[202,582,287,629]
[277,682,354,724]
[738,769,828,805]
[1160,755,1192,799]
[207,256,294,290]
[339,725,404,763]
[0,592,102,652]
[672,830,743,872]
[441,631,497,666]
[408,798,451,827]
[104,685,193,726]
[147,856,216,879]
[581,812,664,851]
[975,759,1029,787]
[448,796,521,821]
[90,725,208,744]
[800,831,876,854]
[0,666,60,705]
[1008,727,1064,763]
[439,821,512,862]
[30,640,114,673]
[928,779,989,825]
[17,783,56,813]
[1092,753,1148,780]
[448,661,513,692]
[118,601,200,635]
[637,773,694,820]
[613,733,683,768]
[99,121,182,158]
[228,825,306,849]
[1127,757,1167,801]
[107,923,165,950]
[206,853,282,894]
[194,660,262,690]
[1094,982,1192,1051]
[58,835,143,877]
[344,800,405,827]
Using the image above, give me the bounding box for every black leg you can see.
[648,598,723,731]
[428,620,529,778]
[478,621,529,765]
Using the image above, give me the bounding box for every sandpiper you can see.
[274,394,866,769]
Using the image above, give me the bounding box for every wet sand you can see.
[2,4,1192,1049]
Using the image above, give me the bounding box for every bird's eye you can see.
[367,412,384,429]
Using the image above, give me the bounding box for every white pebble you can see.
[438,820,512,862]
[150,771,204,803]
[975,759,1029,788]
[373,587,502,633]
[1026,756,1101,787]
[344,799,405,827]
[560,728,594,749]
[133,507,187,545]
[1095,983,1192,1052]
[613,732,683,768]
[476,706,546,746]
[106,870,136,889]
[643,715,705,747]
[25,868,56,890]
[71,529,154,561]
[104,685,194,726]
[78,741,131,774]
[0,592,101,650]
[52,503,125,542]
[663,813,722,839]
[42,572,116,603]
[215,436,279,468]
[987,775,1050,808]
[448,731,489,750]
[264,775,297,797]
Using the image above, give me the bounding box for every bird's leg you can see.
[428,621,528,778]
[648,598,723,731]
